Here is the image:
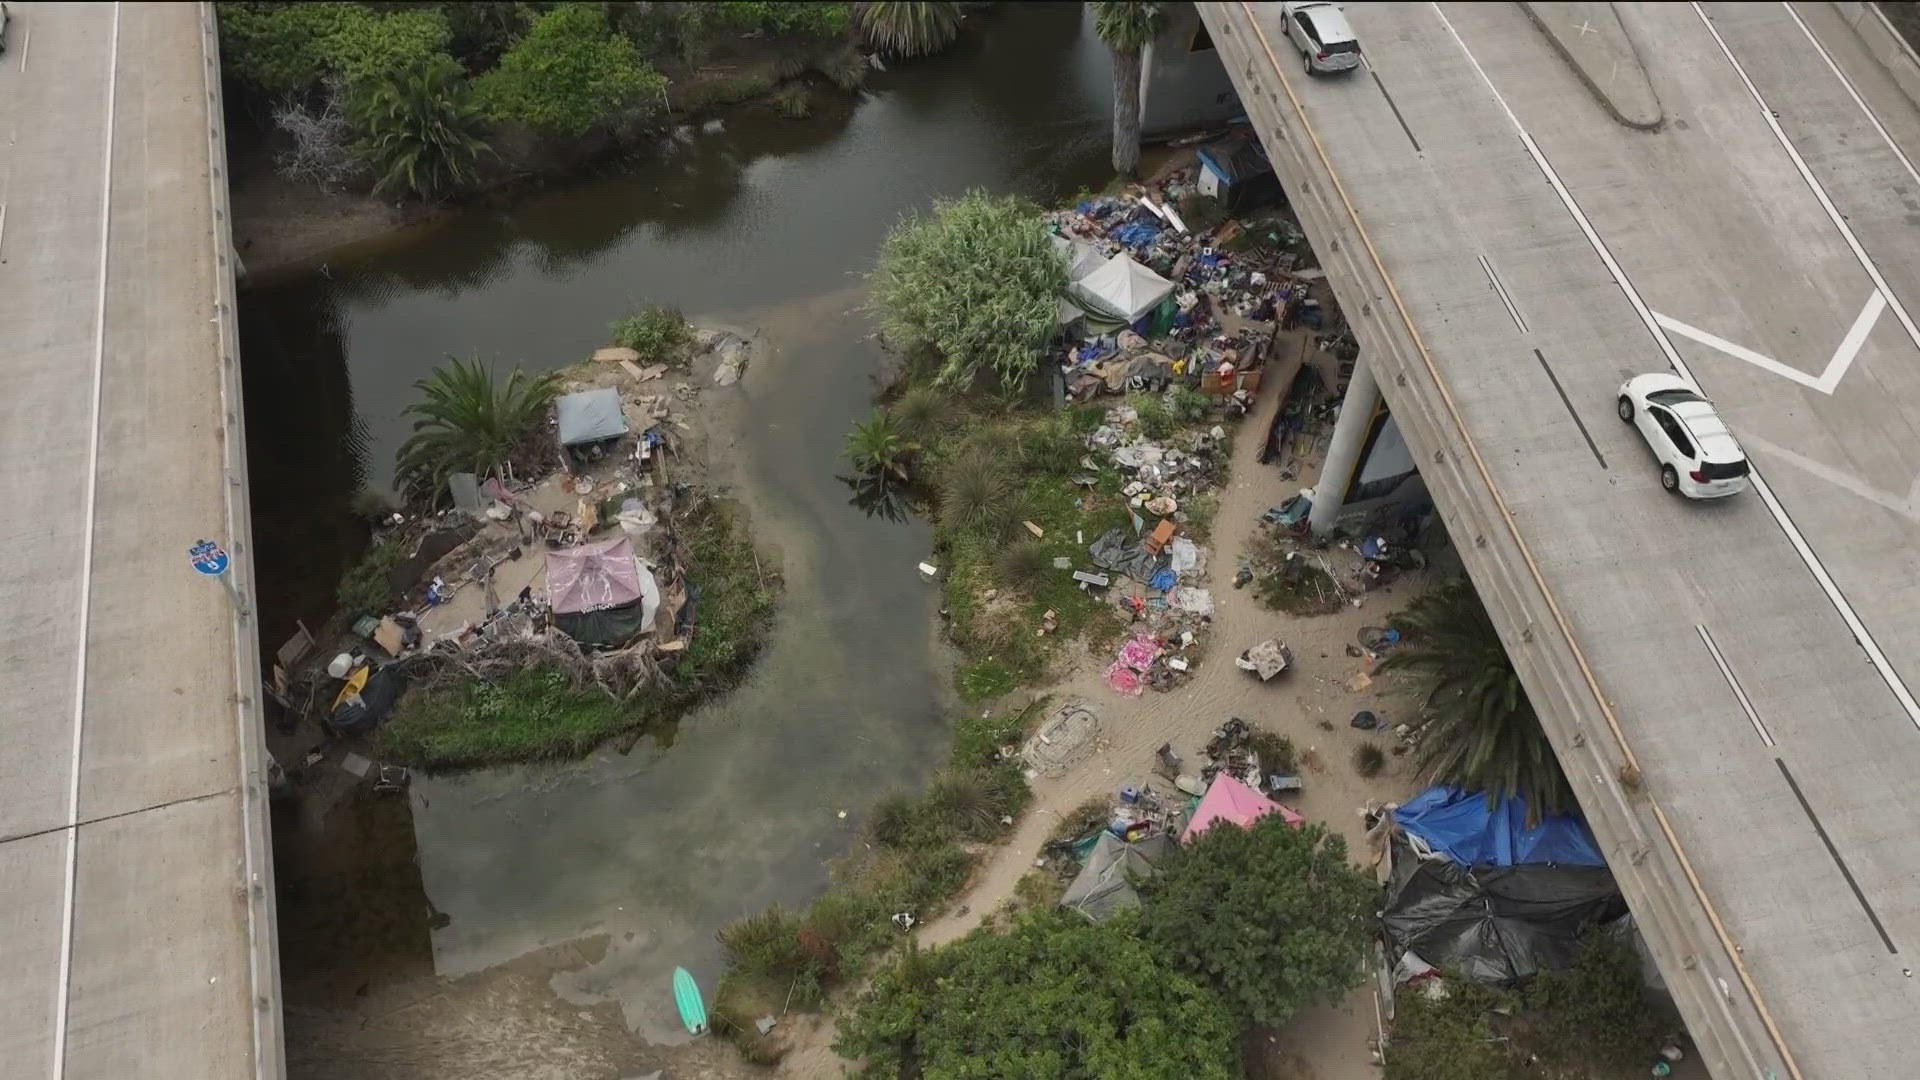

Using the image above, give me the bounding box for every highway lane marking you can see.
[1532,348,1605,468]
[1367,66,1421,152]
[1738,431,1920,523]
[1651,289,1885,394]
[51,5,118,1077]
[1775,758,1899,954]
[18,27,27,73]
[1696,624,1774,747]
[1477,254,1527,334]
[1433,2,1920,738]
[1779,2,1920,196]
[1691,3,1920,363]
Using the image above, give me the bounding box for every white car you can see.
[1280,2,1362,75]
[1616,374,1750,498]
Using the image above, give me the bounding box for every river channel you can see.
[241,4,1112,1061]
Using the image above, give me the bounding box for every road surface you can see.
[1206,3,1920,1077]
[0,3,280,1077]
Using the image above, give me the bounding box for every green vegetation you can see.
[476,5,667,138]
[374,496,777,769]
[711,701,1042,1062]
[869,190,1067,388]
[393,354,561,500]
[217,3,452,100]
[334,528,412,622]
[1385,932,1668,1080]
[1377,578,1572,821]
[608,303,692,362]
[1139,815,1377,1025]
[1091,2,1168,176]
[348,56,491,197]
[843,409,915,485]
[853,1,964,58]
[379,665,624,770]
[835,913,1240,1079]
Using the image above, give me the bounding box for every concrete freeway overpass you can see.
[0,3,281,1078]
[1201,2,1920,1077]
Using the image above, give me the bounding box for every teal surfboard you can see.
[673,966,708,1035]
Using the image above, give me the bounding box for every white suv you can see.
[1281,2,1362,75]
[1617,374,1750,499]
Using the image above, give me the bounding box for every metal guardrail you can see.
[1197,5,1794,1078]
[194,5,286,1077]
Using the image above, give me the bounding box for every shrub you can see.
[335,528,412,621]
[836,913,1239,1078]
[854,1,964,57]
[1519,932,1667,1073]
[1353,742,1387,778]
[1141,816,1377,1025]
[890,385,951,443]
[216,3,452,101]
[994,539,1052,597]
[1385,984,1518,1080]
[866,791,921,848]
[1248,728,1297,775]
[870,190,1066,388]
[347,56,492,198]
[476,5,667,137]
[936,449,1017,537]
[393,354,561,499]
[608,303,691,361]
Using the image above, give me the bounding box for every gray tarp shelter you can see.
[555,388,629,447]
[1059,831,1178,923]
[1070,253,1176,325]
[1051,234,1109,281]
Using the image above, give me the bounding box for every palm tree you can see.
[395,355,562,498]
[844,408,915,485]
[853,1,964,58]
[1091,1,1167,177]
[1377,578,1572,821]
[348,56,493,199]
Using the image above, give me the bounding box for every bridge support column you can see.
[1309,353,1378,535]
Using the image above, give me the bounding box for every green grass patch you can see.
[379,665,628,770]
[608,303,692,363]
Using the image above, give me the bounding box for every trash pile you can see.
[1046,141,1331,407]
[279,349,728,745]
[1243,498,1441,609]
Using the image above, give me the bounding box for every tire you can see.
[1303,51,1315,75]
[1660,464,1680,493]
[1617,396,1634,423]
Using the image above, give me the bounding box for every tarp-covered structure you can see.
[1182,773,1304,843]
[1195,138,1284,213]
[1070,253,1176,325]
[555,388,629,447]
[1381,787,1626,986]
[1060,831,1178,923]
[1051,234,1108,281]
[329,664,408,737]
[546,536,660,647]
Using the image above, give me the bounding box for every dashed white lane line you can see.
[51,5,119,1077]
[1429,4,1920,735]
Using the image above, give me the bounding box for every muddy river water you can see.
[241,5,1112,1059]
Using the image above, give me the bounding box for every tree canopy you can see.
[1140,815,1376,1026]
[217,3,452,100]
[475,4,667,138]
[1091,1,1166,57]
[394,354,561,498]
[348,55,491,198]
[870,190,1066,389]
[1377,578,1572,820]
[835,912,1239,1079]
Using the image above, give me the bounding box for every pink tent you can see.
[546,536,645,615]
[1181,773,1304,843]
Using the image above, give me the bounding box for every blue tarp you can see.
[1395,786,1605,868]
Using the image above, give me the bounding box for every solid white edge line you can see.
[1690,2,1920,354]
[1697,624,1776,747]
[1780,1,1920,190]
[1429,3,1920,736]
[52,5,119,1077]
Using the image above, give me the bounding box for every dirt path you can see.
[895,336,1428,1078]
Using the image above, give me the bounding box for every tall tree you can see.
[836,913,1239,1078]
[1091,1,1167,176]
[1140,815,1377,1025]
[1377,578,1573,820]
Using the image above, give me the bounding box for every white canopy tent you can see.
[1069,253,1176,324]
